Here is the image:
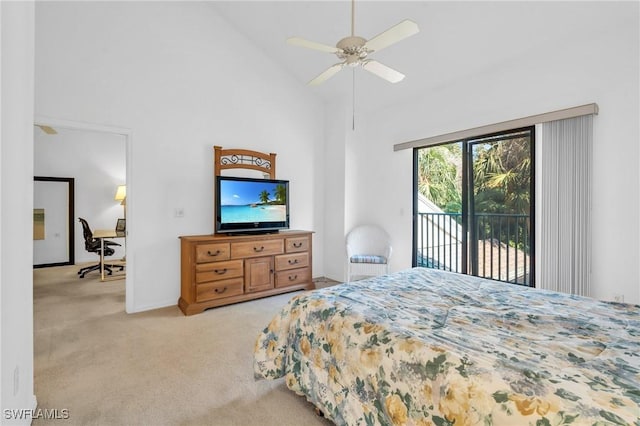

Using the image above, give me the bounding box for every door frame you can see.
[413,126,536,287]
[34,116,134,312]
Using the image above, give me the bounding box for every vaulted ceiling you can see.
[212,1,624,114]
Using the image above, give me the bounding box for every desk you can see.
[92,229,126,281]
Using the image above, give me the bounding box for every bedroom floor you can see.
[33,264,335,425]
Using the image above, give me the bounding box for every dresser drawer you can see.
[231,239,283,258]
[195,259,243,283]
[196,278,244,302]
[195,243,230,263]
[275,267,310,288]
[275,252,309,271]
[286,236,310,253]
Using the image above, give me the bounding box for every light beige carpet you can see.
[33,264,336,425]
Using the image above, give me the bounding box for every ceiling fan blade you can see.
[308,63,345,86]
[37,125,57,135]
[362,60,405,83]
[364,19,419,53]
[287,37,340,54]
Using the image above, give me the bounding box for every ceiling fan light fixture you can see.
[336,36,366,51]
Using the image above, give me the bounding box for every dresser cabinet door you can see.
[244,256,274,293]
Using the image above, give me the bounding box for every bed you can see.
[254,267,640,425]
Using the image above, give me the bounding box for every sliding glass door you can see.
[414,127,535,286]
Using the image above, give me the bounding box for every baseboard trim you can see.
[127,298,179,314]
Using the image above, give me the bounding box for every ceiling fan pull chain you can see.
[352,68,356,131]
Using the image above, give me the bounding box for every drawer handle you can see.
[214,287,227,294]
[214,268,227,275]
[288,259,299,265]
[288,275,298,281]
[253,246,265,252]
[293,242,303,248]
[207,250,221,257]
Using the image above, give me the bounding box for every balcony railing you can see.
[417,212,532,286]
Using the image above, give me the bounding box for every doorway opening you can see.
[414,127,535,287]
[33,117,133,310]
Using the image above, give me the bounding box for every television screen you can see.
[215,176,290,234]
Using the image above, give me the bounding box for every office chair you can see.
[346,224,392,282]
[77,218,124,278]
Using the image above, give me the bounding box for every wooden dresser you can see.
[178,230,314,315]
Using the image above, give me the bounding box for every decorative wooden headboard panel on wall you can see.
[213,145,276,179]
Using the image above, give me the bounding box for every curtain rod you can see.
[393,103,598,152]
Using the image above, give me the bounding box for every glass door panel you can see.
[468,129,533,285]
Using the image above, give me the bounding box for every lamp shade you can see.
[115,185,126,202]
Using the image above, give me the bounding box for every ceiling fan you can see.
[287,0,419,86]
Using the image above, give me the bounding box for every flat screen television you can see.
[215,176,290,234]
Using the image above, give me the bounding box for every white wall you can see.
[322,98,351,281]
[1,1,37,422]
[35,2,325,312]
[34,128,127,263]
[355,2,640,303]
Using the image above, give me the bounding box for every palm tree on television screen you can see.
[275,184,287,205]
[259,190,270,204]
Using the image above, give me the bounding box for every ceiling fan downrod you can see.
[351,0,355,37]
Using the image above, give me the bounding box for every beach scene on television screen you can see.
[220,180,287,223]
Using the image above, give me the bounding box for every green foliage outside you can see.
[417,138,530,214]
[472,137,531,215]
[472,138,531,252]
[416,143,463,213]
[417,136,531,252]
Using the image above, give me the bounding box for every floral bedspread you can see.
[254,268,640,425]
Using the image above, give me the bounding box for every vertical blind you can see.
[539,115,593,296]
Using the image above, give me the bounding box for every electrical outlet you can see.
[614,294,625,303]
